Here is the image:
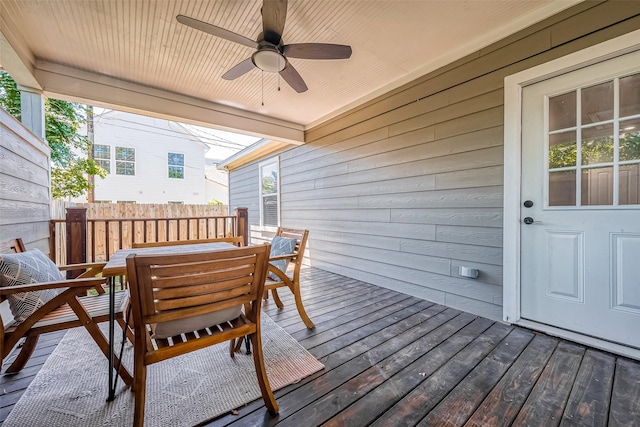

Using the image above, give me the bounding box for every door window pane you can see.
[619,164,640,205]
[620,118,640,162]
[620,73,640,118]
[582,124,613,165]
[581,81,613,125]
[549,171,576,206]
[548,131,576,168]
[549,91,576,131]
[581,167,613,206]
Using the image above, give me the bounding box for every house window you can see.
[115,147,135,175]
[168,152,184,179]
[259,158,279,227]
[93,144,110,173]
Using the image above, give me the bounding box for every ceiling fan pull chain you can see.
[278,57,281,91]
[261,70,264,106]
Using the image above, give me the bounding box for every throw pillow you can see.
[0,249,64,323]
[268,236,297,281]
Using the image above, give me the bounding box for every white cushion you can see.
[153,305,242,339]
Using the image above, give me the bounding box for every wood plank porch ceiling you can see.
[0,1,581,133]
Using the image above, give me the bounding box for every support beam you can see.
[35,61,305,145]
[18,85,46,140]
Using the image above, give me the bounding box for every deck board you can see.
[561,349,615,426]
[2,267,639,426]
[512,341,585,426]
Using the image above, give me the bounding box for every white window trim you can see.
[259,157,280,231]
[503,29,640,359]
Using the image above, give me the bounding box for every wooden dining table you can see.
[103,242,235,401]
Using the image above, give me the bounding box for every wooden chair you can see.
[125,244,278,427]
[132,236,244,248]
[264,228,314,329]
[0,238,132,385]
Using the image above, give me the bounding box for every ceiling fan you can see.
[176,0,352,93]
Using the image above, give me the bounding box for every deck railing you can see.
[50,207,248,267]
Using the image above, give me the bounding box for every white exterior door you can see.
[520,50,640,349]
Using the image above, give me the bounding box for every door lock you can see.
[523,217,542,225]
[523,200,534,208]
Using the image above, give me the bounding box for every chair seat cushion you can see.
[152,305,242,339]
[268,236,297,281]
[0,249,64,323]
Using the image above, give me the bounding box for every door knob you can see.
[523,217,534,224]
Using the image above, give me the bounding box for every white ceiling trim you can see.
[0,12,40,89]
[35,61,305,145]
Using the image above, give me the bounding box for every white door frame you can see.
[503,28,640,359]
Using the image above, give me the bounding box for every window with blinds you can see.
[259,158,279,227]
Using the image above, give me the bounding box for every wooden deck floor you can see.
[2,267,640,426]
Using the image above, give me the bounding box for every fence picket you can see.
[50,201,232,264]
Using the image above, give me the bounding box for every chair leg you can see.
[4,336,39,374]
[292,284,315,329]
[229,339,237,359]
[117,318,135,344]
[250,332,278,414]
[133,358,147,427]
[271,288,284,309]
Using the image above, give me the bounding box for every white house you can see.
[77,110,209,204]
[204,158,229,205]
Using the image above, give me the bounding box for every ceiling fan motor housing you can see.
[252,43,286,73]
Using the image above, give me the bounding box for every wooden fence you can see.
[50,202,248,266]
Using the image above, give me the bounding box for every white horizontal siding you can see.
[228,4,640,321]
[0,109,51,252]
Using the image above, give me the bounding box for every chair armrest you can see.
[58,262,106,271]
[269,253,296,262]
[0,277,107,295]
[266,264,290,282]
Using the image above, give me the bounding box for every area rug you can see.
[4,314,323,427]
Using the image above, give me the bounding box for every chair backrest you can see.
[0,238,26,254]
[132,237,244,249]
[125,244,270,346]
[277,227,308,274]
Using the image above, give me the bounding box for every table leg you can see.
[107,276,116,401]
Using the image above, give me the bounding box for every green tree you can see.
[0,71,106,199]
[549,131,640,169]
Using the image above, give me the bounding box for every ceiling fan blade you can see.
[176,15,258,49]
[279,61,308,93]
[283,43,352,60]
[222,58,256,80]
[261,0,287,45]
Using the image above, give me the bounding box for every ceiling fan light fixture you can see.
[252,49,285,73]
